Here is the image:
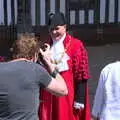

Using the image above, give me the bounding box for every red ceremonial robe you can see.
[39,33,90,120]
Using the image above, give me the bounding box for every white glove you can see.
[74,101,84,109]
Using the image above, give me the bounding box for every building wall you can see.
[30,0,120,25]
[0,0,120,26]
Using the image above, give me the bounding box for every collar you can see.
[10,58,32,62]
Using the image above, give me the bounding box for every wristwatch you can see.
[51,68,59,78]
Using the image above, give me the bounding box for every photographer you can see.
[0,34,68,120]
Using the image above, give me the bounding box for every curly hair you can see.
[12,33,40,59]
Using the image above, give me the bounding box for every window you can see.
[70,0,78,2]
[69,0,95,9]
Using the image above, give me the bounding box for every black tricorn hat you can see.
[48,12,67,29]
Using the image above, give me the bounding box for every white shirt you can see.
[92,61,120,120]
[51,33,69,72]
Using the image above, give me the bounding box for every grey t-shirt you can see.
[0,61,51,120]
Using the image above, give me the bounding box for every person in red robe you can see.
[39,12,90,120]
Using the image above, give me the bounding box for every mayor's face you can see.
[49,25,66,40]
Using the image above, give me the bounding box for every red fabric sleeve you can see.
[72,41,89,81]
[0,56,5,62]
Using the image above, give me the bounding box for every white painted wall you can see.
[0,0,4,25]
[109,0,115,23]
[40,0,45,25]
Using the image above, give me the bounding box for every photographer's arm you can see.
[39,44,68,96]
[46,70,68,96]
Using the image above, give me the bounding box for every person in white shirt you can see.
[91,61,120,120]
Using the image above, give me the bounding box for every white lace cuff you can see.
[74,101,84,109]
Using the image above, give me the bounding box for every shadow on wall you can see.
[0,26,16,57]
[87,43,120,110]
[0,26,49,58]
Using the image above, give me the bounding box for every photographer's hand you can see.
[39,44,56,73]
